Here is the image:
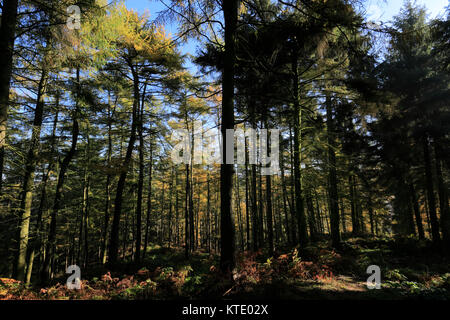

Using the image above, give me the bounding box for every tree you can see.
[161,0,239,273]
[377,1,449,246]
[0,0,19,193]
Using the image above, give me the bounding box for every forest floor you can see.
[1,237,450,300]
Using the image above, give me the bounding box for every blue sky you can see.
[124,0,449,72]
[124,0,449,26]
[366,0,448,22]
[124,0,199,71]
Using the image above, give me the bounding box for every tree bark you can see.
[434,140,450,248]
[244,140,251,250]
[185,163,190,258]
[349,175,359,235]
[25,102,59,284]
[410,183,425,240]
[219,0,238,273]
[423,135,440,246]
[14,67,49,281]
[0,0,19,193]
[41,68,80,282]
[306,190,318,241]
[326,95,341,249]
[249,103,258,251]
[206,168,211,252]
[289,125,297,243]
[143,143,153,259]
[264,121,274,256]
[292,50,308,248]
[280,147,291,244]
[101,98,114,264]
[167,167,174,248]
[109,64,139,265]
[135,84,146,263]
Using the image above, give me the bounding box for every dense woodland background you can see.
[0,0,449,300]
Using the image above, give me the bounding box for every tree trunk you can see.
[143,143,153,259]
[82,131,91,268]
[206,168,211,252]
[135,84,146,263]
[175,168,180,246]
[288,125,297,243]
[167,167,174,248]
[159,181,166,245]
[109,64,139,265]
[25,104,59,284]
[189,163,194,252]
[244,140,251,250]
[368,197,374,236]
[306,190,318,241]
[280,150,291,244]
[219,0,237,273]
[317,191,325,234]
[185,163,190,258]
[349,175,359,235]
[82,171,90,269]
[250,104,258,252]
[0,0,19,193]
[292,50,308,248]
[410,183,425,240]
[101,98,114,264]
[236,172,245,251]
[41,68,80,282]
[265,122,274,256]
[14,67,49,281]
[423,135,440,246]
[434,140,450,248]
[326,95,341,249]
[340,197,346,234]
[258,165,264,246]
